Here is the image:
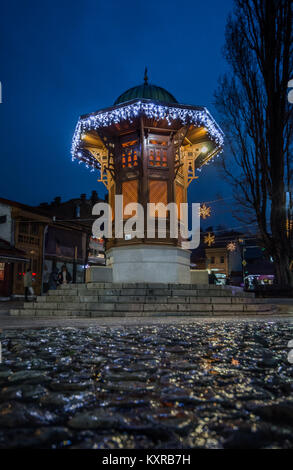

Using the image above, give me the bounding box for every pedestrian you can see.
[209,271,217,285]
[24,268,33,301]
[49,266,59,290]
[252,276,258,290]
[43,263,50,293]
[58,265,72,285]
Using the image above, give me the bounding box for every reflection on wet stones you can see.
[0,384,47,402]
[103,371,149,382]
[8,370,50,385]
[40,391,96,413]
[0,320,292,448]
[68,409,122,430]
[0,403,58,428]
[253,403,293,425]
[146,410,195,436]
[49,381,94,392]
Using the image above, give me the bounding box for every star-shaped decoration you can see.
[204,232,215,247]
[199,204,211,219]
[227,241,237,252]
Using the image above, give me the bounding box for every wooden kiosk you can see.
[72,74,223,283]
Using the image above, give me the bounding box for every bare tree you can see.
[215,0,293,288]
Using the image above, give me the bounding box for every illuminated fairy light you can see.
[204,232,215,247]
[227,241,237,252]
[199,204,211,219]
[71,101,224,170]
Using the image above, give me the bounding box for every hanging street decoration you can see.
[204,232,215,247]
[199,204,211,220]
[227,241,237,252]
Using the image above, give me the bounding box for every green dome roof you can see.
[114,83,178,105]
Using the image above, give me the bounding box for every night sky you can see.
[0,0,236,230]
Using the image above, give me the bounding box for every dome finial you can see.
[144,67,148,85]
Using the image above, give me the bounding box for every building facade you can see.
[0,198,49,296]
[0,194,103,298]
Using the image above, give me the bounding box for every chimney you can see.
[53,197,61,206]
[91,190,98,205]
[80,193,86,203]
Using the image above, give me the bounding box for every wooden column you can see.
[140,117,148,241]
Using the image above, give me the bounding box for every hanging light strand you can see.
[71,101,224,170]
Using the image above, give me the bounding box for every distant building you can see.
[0,238,28,297]
[191,230,275,286]
[242,239,275,288]
[36,191,106,270]
[205,232,242,284]
[0,192,105,298]
[0,198,50,297]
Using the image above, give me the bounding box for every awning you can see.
[0,238,29,263]
[0,254,29,263]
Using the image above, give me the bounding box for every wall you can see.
[0,203,12,244]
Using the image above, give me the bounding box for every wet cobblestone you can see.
[0,321,292,449]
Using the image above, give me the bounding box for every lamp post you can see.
[41,225,48,295]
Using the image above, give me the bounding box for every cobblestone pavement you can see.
[0,321,293,449]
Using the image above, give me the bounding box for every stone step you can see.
[36,294,262,305]
[47,288,254,298]
[13,282,278,318]
[10,305,279,317]
[19,301,276,313]
[58,282,235,290]
[57,281,255,292]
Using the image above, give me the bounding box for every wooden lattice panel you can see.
[149,180,168,218]
[122,180,138,219]
[175,182,184,220]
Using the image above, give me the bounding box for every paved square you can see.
[0,320,292,448]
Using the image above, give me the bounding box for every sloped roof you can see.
[0,238,29,262]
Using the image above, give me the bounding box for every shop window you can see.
[0,263,5,281]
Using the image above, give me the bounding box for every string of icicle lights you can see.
[71,101,224,171]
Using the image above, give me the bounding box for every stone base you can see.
[85,266,113,283]
[106,245,191,284]
[190,270,209,285]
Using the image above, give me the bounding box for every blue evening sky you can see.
[0,0,236,230]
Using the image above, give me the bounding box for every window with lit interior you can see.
[147,137,168,168]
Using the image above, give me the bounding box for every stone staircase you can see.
[9,283,278,317]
